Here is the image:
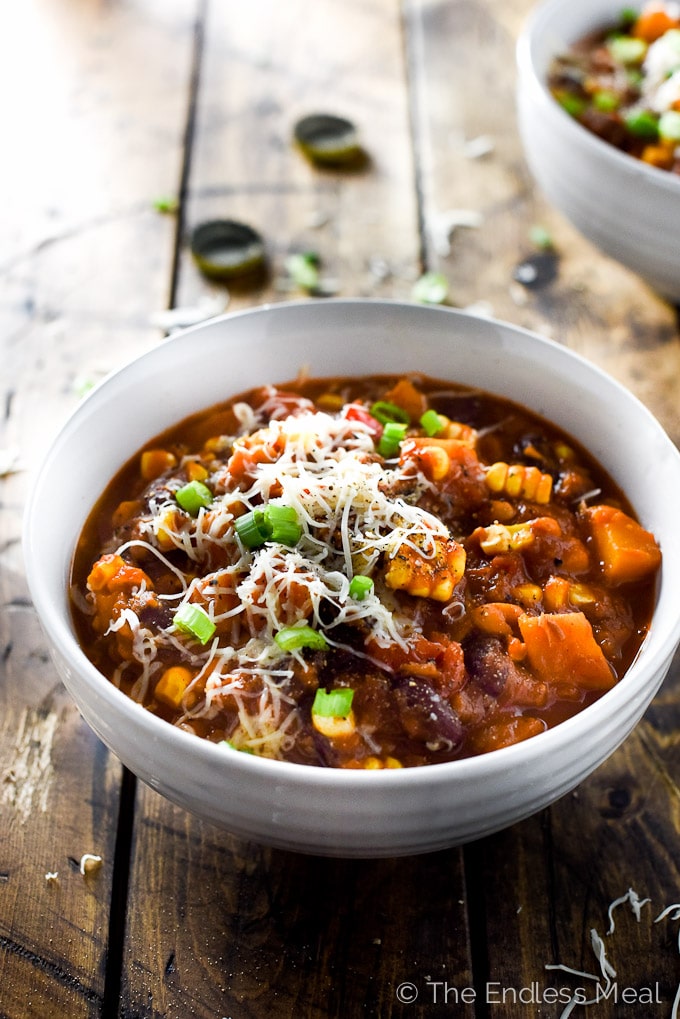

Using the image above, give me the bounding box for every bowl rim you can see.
[516,0,680,193]
[23,298,680,790]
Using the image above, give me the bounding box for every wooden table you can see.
[2,1,680,1015]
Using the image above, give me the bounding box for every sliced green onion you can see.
[420,408,445,436]
[312,687,354,719]
[219,740,254,754]
[174,603,216,645]
[593,89,620,113]
[529,224,555,251]
[73,375,95,398]
[659,109,680,141]
[175,480,213,516]
[370,400,411,425]
[411,271,449,305]
[349,575,374,600]
[624,109,659,140]
[285,252,320,291]
[266,503,303,546]
[235,509,272,548]
[269,519,302,545]
[378,421,408,458]
[556,92,587,118]
[153,195,179,214]
[275,624,329,652]
[617,7,638,30]
[235,504,303,549]
[608,35,647,65]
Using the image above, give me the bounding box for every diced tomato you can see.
[343,403,382,438]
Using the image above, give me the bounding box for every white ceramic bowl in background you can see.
[23,300,680,856]
[517,0,680,303]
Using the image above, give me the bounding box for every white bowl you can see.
[23,300,680,856]
[517,0,680,302]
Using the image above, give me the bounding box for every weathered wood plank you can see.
[408,2,680,1012]
[173,0,422,313]
[462,683,680,1018]
[123,796,474,1019]
[121,1,473,1016]
[0,0,199,1013]
[406,0,680,443]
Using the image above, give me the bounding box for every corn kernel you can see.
[154,508,179,551]
[112,500,141,528]
[536,474,553,504]
[362,755,403,769]
[140,449,177,481]
[568,582,597,607]
[485,462,507,493]
[421,445,451,481]
[186,461,209,482]
[313,711,356,739]
[504,464,525,497]
[316,392,345,411]
[513,583,542,607]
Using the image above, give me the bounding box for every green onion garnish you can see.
[659,110,680,141]
[593,89,620,113]
[411,271,449,305]
[235,504,303,549]
[608,35,647,65]
[618,7,638,30]
[370,401,411,426]
[235,509,272,548]
[174,603,216,645]
[153,195,179,214]
[219,740,254,754]
[175,480,213,516]
[349,575,374,600]
[266,503,303,546]
[624,109,659,140]
[529,225,555,251]
[420,408,445,436]
[275,624,329,652]
[378,421,408,458]
[556,92,587,118]
[285,252,320,291]
[312,687,354,719]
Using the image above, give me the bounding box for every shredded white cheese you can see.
[79,853,103,876]
[607,887,651,934]
[98,397,469,758]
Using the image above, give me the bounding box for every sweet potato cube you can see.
[584,505,661,585]
[518,611,615,691]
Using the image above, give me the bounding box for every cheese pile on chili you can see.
[72,374,661,768]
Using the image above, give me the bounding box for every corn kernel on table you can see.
[1,1,680,1016]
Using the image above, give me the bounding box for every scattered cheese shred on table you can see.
[607,887,651,934]
[0,448,22,478]
[79,853,103,876]
[546,888,680,1018]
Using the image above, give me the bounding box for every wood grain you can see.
[173,0,422,313]
[406,7,680,1013]
[0,0,198,1014]
[2,0,680,1015]
[407,0,680,443]
[120,3,474,1016]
